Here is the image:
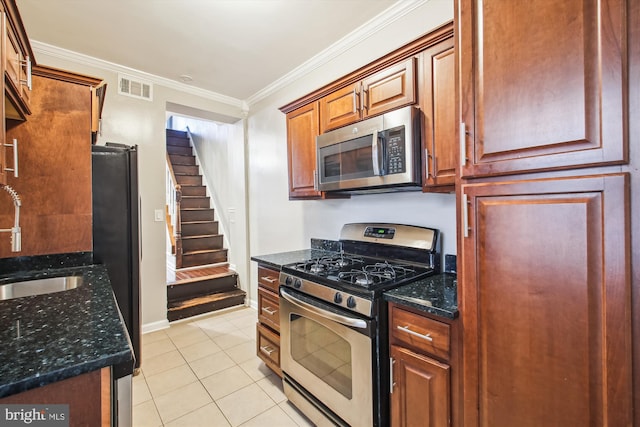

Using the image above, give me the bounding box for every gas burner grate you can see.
[292,255,365,274]
[337,262,417,287]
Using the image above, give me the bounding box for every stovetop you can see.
[278,223,441,317]
[283,253,433,294]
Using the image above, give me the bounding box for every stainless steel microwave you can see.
[316,105,421,193]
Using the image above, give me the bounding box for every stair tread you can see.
[182,220,218,225]
[168,289,246,311]
[168,271,237,287]
[182,234,222,239]
[183,248,227,255]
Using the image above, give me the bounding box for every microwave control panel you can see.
[385,126,405,174]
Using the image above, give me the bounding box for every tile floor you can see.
[132,306,314,427]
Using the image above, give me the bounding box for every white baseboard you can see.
[142,319,170,334]
[248,298,257,310]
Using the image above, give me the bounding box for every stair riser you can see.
[166,136,190,147]
[181,197,210,209]
[181,186,206,197]
[167,145,192,156]
[167,130,188,139]
[182,235,224,252]
[167,294,245,322]
[167,275,238,303]
[173,165,199,175]
[169,155,196,166]
[176,175,202,186]
[181,209,215,222]
[181,222,219,236]
[182,250,228,267]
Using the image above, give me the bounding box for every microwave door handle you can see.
[281,288,368,329]
[372,131,384,176]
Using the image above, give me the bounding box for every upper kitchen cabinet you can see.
[319,58,417,133]
[420,32,455,191]
[286,102,322,199]
[0,0,33,186]
[3,0,33,120]
[458,0,628,178]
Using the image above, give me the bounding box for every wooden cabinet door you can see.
[421,35,455,191]
[319,83,361,133]
[286,102,321,199]
[363,58,416,119]
[458,0,627,178]
[460,173,631,427]
[391,345,450,427]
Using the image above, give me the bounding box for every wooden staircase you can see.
[166,129,245,321]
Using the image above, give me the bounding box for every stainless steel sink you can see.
[0,275,84,301]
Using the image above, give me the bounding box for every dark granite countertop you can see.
[251,248,337,270]
[384,273,458,319]
[0,252,134,398]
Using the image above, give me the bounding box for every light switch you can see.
[154,209,164,222]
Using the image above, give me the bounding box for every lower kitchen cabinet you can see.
[0,367,111,426]
[390,345,450,427]
[460,173,632,427]
[255,264,282,377]
[389,302,455,427]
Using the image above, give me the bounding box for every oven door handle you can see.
[280,288,368,329]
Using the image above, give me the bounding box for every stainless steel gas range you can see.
[279,223,441,427]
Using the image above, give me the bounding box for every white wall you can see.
[246,1,456,302]
[30,0,456,327]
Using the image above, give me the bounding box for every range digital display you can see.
[364,226,396,239]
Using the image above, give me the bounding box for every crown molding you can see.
[30,0,427,111]
[246,0,429,106]
[30,40,245,109]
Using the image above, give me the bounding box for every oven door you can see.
[280,287,374,427]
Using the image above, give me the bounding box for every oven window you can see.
[290,314,352,399]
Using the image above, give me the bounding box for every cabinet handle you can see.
[260,345,275,356]
[353,87,358,112]
[260,276,277,284]
[462,193,470,238]
[3,139,18,178]
[424,148,429,178]
[261,306,277,316]
[459,122,467,167]
[397,325,433,341]
[19,56,32,90]
[362,88,368,112]
[389,357,396,393]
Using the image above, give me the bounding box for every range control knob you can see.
[334,293,343,304]
[346,296,357,309]
[285,276,293,286]
[294,278,302,289]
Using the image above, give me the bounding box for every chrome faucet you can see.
[0,184,21,252]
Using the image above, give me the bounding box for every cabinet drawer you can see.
[258,287,280,332]
[256,323,281,377]
[258,265,280,293]
[390,304,450,360]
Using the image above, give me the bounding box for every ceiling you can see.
[16,0,401,103]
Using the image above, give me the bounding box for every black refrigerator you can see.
[92,143,141,378]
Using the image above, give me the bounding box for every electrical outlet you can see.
[154,209,163,222]
[444,254,457,274]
